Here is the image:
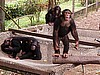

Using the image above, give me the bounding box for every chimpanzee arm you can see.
[1,43,10,53]
[45,13,53,24]
[19,52,32,59]
[19,51,42,60]
[53,19,60,50]
[70,19,79,41]
[7,40,21,53]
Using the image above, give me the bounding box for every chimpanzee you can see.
[1,37,21,58]
[45,6,61,26]
[1,37,42,60]
[53,9,79,58]
[15,37,42,60]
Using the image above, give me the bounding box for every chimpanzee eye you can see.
[65,11,71,14]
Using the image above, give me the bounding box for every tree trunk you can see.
[72,0,75,18]
[85,0,88,17]
[53,55,100,64]
[0,0,5,32]
[96,0,98,11]
[48,0,56,10]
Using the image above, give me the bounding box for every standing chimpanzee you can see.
[15,37,42,60]
[45,6,61,26]
[1,37,21,58]
[53,9,79,58]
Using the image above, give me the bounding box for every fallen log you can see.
[53,55,100,64]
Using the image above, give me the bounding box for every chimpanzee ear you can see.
[62,11,65,16]
[4,40,7,43]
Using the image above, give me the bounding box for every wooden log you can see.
[53,55,100,64]
[8,28,100,47]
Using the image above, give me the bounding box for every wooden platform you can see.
[0,28,100,75]
[0,31,76,75]
[0,56,76,75]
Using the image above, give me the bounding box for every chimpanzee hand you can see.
[48,22,54,26]
[74,41,79,50]
[9,46,13,49]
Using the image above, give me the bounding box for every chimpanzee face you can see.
[54,6,61,16]
[55,8,60,14]
[62,11,71,21]
[64,11,71,19]
[4,40,10,46]
[62,9,72,21]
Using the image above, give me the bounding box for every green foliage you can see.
[5,0,26,20]
[80,0,96,6]
[5,0,48,21]
[5,0,84,30]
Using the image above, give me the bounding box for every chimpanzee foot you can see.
[53,50,60,57]
[52,53,60,57]
[62,53,69,58]
[15,56,20,60]
[8,54,13,58]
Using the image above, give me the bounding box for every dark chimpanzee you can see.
[1,37,21,58]
[15,37,42,60]
[53,9,79,58]
[1,37,42,60]
[45,6,61,26]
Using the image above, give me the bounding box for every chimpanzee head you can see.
[48,8,54,14]
[54,6,61,17]
[4,39,11,46]
[62,9,72,20]
[30,43,36,51]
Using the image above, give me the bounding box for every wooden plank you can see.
[9,28,100,47]
[53,55,100,64]
[0,57,54,75]
[0,57,77,75]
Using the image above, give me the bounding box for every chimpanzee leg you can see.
[61,35,69,54]
[53,38,60,57]
[12,52,17,58]
[53,38,60,54]
[19,52,32,59]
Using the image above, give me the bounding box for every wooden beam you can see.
[8,28,100,47]
[53,55,100,64]
[9,28,53,39]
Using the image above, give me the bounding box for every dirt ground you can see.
[64,64,100,75]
